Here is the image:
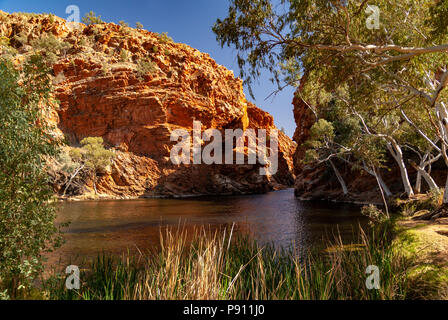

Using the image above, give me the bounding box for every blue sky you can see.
[0,0,297,137]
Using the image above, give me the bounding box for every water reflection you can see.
[49,189,367,267]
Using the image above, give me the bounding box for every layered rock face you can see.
[0,12,295,198]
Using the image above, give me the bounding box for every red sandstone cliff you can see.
[0,11,295,198]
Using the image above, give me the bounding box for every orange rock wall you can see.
[0,12,296,198]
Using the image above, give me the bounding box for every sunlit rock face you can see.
[0,11,296,198]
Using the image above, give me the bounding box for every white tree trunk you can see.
[376,173,393,198]
[353,111,411,197]
[444,175,448,205]
[363,164,393,197]
[440,135,448,205]
[329,159,348,195]
[398,158,414,197]
[63,164,85,196]
[373,167,389,217]
[415,171,422,193]
[386,142,414,197]
[409,160,439,191]
[421,170,439,191]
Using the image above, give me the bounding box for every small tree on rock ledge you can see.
[80,137,114,194]
[65,137,115,195]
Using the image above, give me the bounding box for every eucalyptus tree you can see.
[400,109,440,192]
[0,56,63,297]
[351,96,416,197]
[213,0,448,208]
[303,118,350,195]
[388,62,448,204]
[303,94,401,205]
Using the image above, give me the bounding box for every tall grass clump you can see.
[45,223,413,300]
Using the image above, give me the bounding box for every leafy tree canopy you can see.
[0,55,63,298]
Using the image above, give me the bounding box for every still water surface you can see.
[50,189,367,266]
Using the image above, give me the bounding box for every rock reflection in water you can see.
[48,189,367,268]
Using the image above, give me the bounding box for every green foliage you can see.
[69,147,83,162]
[82,11,104,25]
[48,13,55,24]
[31,34,70,64]
[158,32,173,44]
[0,36,10,46]
[303,149,319,163]
[0,56,63,298]
[211,0,440,102]
[57,149,78,174]
[66,137,115,194]
[396,188,444,216]
[428,188,443,209]
[119,49,130,62]
[400,202,418,217]
[136,58,156,78]
[78,37,88,47]
[118,20,129,27]
[11,32,28,47]
[303,119,335,163]
[0,41,18,60]
[310,119,334,142]
[135,22,144,30]
[426,0,448,41]
[362,205,388,226]
[79,137,114,172]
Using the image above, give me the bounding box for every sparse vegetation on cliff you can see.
[136,57,156,79]
[118,20,129,28]
[157,32,173,44]
[79,137,115,194]
[82,11,104,25]
[31,34,70,64]
[119,48,130,62]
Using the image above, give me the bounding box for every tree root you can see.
[414,204,448,221]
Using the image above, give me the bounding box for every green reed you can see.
[44,222,413,300]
